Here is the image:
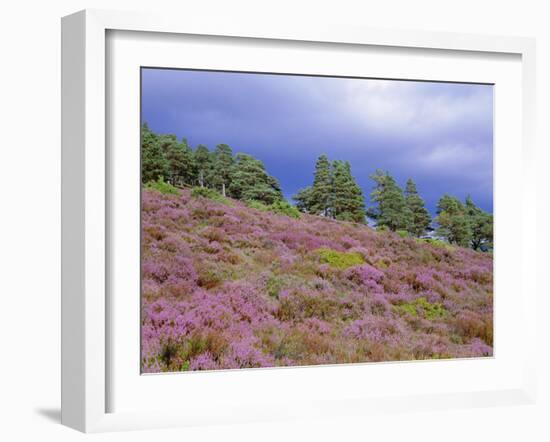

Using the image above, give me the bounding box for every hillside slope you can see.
[141,188,493,372]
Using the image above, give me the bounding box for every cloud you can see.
[344,79,493,141]
[416,142,490,170]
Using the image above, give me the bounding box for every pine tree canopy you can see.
[293,156,366,223]
[141,123,169,182]
[464,195,493,250]
[368,170,411,231]
[435,194,472,247]
[331,160,366,223]
[211,144,235,196]
[310,154,333,216]
[194,144,211,187]
[228,153,283,205]
[160,136,195,185]
[404,178,432,237]
[293,186,314,213]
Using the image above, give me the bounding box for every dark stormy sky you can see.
[141,68,493,215]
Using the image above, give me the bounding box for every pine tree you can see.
[367,170,411,231]
[344,162,366,223]
[310,154,333,216]
[293,186,314,213]
[228,153,283,204]
[156,134,179,182]
[404,178,432,237]
[266,175,284,201]
[211,144,234,196]
[141,123,169,183]
[179,138,196,184]
[161,136,194,186]
[193,144,211,188]
[435,195,472,247]
[465,196,493,251]
[331,161,366,223]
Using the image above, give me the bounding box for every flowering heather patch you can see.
[141,188,493,372]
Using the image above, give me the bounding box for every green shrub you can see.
[394,297,447,320]
[415,237,454,251]
[396,230,409,238]
[394,303,418,317]
[246,200,269,211]
[145,177,179,195]
[430,239,452,249]
[247,199,300,219]
[376,225,390,232]
[316,248,365,269]
[374,257,392,269]
[191,187,231,205]
[268,200,301,218]
[180,360,190,371]
[415,297,447,320]
[266,274,284,298]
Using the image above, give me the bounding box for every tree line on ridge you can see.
[141,123,493,251]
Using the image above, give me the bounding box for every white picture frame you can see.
[61,9,538,433]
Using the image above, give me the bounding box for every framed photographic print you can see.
[61,9,537,432]
[139,68,495,373]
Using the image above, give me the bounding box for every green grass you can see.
[145,177,179,195]
[414,237,455,251]
[246,200,269,211]
[191,187,232,205]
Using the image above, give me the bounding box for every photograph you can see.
[140,68,494,373]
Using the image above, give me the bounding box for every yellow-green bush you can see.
[247,199,301,219]
[145,177,179,195]
[269,200,301,219]
[246,200,269,211]
[191,187,231,205]
[316,248,365,269]
[394,297,447,320]
[415,237,454,251]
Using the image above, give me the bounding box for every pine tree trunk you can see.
[199,170,204,188]
[222,182,226,197]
